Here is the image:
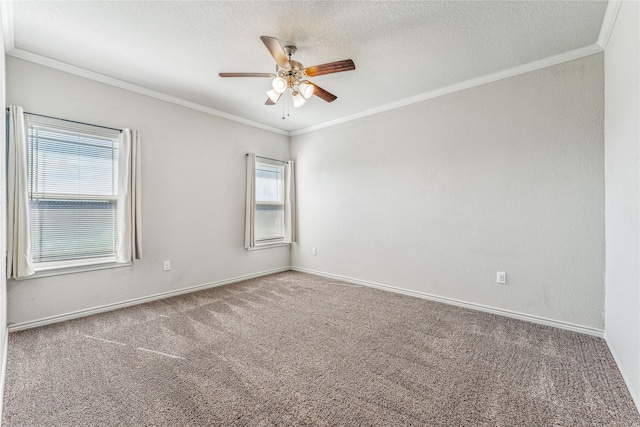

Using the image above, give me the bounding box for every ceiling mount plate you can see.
[284,45,297,58]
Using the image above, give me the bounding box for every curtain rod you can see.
[6,108,122,133]
[247,153,286,163]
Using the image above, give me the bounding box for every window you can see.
[255,160,285,242]
[27,116,121,269]
[244,153,295,249]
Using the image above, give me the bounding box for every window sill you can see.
[246,242,290,251]
[16,258,132,280]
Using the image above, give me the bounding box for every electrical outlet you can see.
[312,247,317,256]
[497,271,506,284]
[163,260,171,271]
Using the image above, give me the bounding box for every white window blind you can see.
[255,161,285,242]
[27,117,120,265]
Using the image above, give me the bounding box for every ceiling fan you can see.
[219,36,355,108]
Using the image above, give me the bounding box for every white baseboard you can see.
[8,267,290,332]
[0,326,8,427]
[10,265,606,338]
[291,266,604,338]
[604,332,640,413]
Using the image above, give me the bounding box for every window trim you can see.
[255,159,286,244]
[26,114,121,269]
[246,242,289,251]
[34,255,116,272]
[16,258,131,280]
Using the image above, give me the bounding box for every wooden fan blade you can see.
[219,73,275,78]
[305,59,355,77]
[312,84,338,103]
[260,36,290,68]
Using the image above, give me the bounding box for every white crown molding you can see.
[8,40,603,139]
[291,266,605,337]
[0,0,15,53]
[597,0,622,50]
[290,43,603,136]
[7,48,289,137]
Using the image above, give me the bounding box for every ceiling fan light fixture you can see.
[272,77,287,93]
[299,81,314,99]
[292,91,306,108]
[220,36,354,113]
[266,89,282,103]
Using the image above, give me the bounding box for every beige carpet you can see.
[3,271,639,426]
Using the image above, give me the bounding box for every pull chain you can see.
[281,89,291,120]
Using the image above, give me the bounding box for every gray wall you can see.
[5,46,609,333]
[604,0,640,408]
[6,57,290,325]
[0,6,7,399]
[291,54,605,329]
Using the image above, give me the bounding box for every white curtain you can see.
[116,129,142,263]
[284,160,297,243]
[6,106,35,278]
[244,153,256,249]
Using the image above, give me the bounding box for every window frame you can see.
[25,115,121,272]
[254,159,286,246]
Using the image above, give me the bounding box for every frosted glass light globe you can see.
[272,77,287,93]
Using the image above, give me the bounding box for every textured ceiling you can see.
[5,1,608,133]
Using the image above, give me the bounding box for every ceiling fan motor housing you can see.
[276,59,306,88]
